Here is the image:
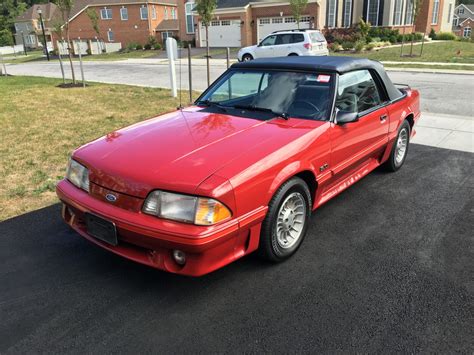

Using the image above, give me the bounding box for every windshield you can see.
[197,70,333,121]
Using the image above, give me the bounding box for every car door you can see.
[254,35,277,58]
[329,69,390,179]
[273,33,293,56]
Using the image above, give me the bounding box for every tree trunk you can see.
[66,24,76,84]
[206,24,210,87]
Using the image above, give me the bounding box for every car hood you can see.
[73,107,317,198]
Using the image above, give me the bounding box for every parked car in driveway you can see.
[237,29,329,61]
[56,56,420,276]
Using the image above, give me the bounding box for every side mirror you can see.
[335,110,359,124]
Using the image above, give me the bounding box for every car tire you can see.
[258,177,311,262]
[383,120,411,172]
[242,54,253,61]
[288,53,299,56]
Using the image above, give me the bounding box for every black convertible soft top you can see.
[231,56,403,101]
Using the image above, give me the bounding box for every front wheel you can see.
[258,177,311,262]
[384,120,410,172]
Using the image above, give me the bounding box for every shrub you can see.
[366,43,376,51]
[435,32,457,40]
[126,42,139,51]
[342,41,355,50]
[354,41,365,52]
[147,36,158,46]
[429,28,436,39]
[135,44,143,50]
[365,35,373,43]
[328,42,342,52]
[144,43,152,50]
[86,48,92,55]
[389,35,398,44]
[413,32,424,41]
[153,43,162,50]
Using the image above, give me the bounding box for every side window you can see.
[276,34,293,45]
[261,35,277,46]
[292,34,305,43]
[336,70,382,114]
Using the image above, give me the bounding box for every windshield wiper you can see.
[232,104,289,120]
[196,99,228,113]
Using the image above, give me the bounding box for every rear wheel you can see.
[242,54,253,61]
[258,177,311,262]
[288,53,299,56]
[384,120,410,172]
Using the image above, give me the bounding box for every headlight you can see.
[142,190,231,225]
[66,159,89,192]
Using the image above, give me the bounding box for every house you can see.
[14,3,59,49]
[61,0,180,47]
[453,4,473,37]
[193,0,456,48]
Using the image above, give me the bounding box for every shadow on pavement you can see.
[0,144,472,353]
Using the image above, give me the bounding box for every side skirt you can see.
[314,157,381,208]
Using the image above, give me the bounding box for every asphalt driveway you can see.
[1,144,472,353]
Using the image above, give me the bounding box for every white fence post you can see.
[166,37,177,98]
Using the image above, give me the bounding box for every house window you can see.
[464,27,472,37]
[171,8,176,19]
[152,6,156,19]
[285,17,296,23]
[447,3,452,22]
[272,18,283,24]
[100,7,112,20]
[453,17,459,26]
[327,0,337,27]
[405,0,414,24]
[366,0,380,26]
[343,0,352,27]
[432,0,440,24]
[301,16,311,22]
[259,18,271,24]
[140,5,148,20]
[221,20,231,25]
[458,8,464,14]
[211,20,220,26]
[185,2,195,34]
[392,0,402,25]
[107,29,114,41]
[164,7,168,19]
[120,7,128,20]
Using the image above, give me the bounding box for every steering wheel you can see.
[292,100,320,113]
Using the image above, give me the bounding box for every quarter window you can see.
[336,70,382,114]
[292,34,305,43]
[100,7,112,20]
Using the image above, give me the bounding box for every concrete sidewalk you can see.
[412,113,473,153]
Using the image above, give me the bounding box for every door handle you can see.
[380,114,388,122]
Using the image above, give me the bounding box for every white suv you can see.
[237,29,329,61]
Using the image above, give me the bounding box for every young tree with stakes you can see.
[290,0,308,29]
[56,0,76,84]
[195,0,217,87]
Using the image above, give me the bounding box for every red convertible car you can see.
[57,56,420,276]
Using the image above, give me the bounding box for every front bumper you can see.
[56,180,267,276]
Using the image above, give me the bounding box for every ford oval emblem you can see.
[105,193,117,202]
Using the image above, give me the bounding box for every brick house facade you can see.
[452,4,473,37]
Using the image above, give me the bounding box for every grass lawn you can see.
[81,49,161,61]
[0,76,198,221]
[334,41,474,63]
[2,50,45,64]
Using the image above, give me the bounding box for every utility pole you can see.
[37,9,50,61]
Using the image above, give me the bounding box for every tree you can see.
[55,0,76,83]
[409,0,424,56]
[195,0,216,86]
[290,0,308,29]
[0,29,14,46]
[86,8,102,53]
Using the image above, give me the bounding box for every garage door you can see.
[257,16,311,43]
[199,20,242,47]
